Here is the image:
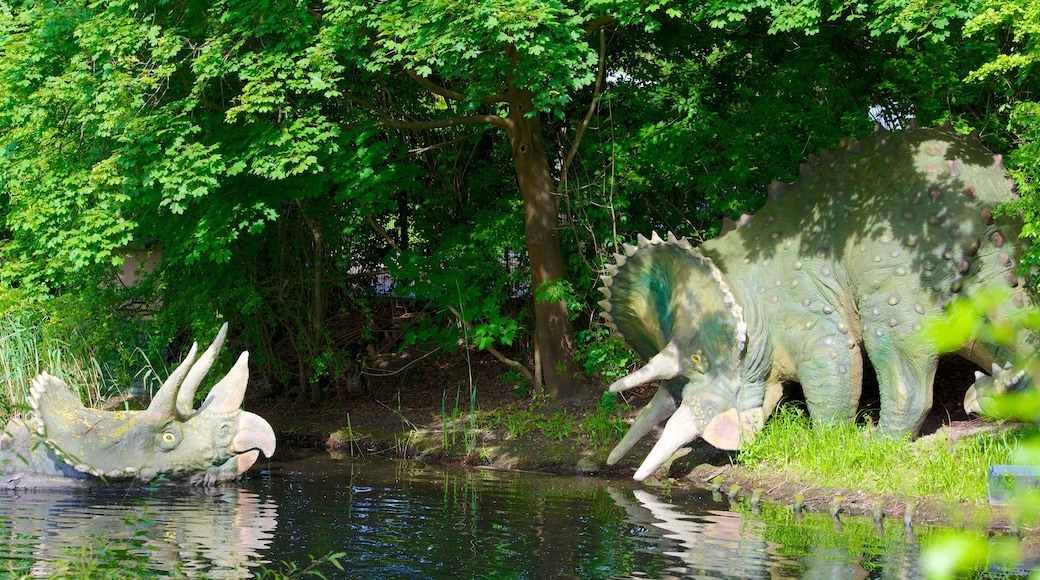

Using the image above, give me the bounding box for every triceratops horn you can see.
[201,352,250,414]
[608,340,684,392]
[607,386,678,465]
[144,341,200,424]
[177,322,229,416]
[632,401,701,481]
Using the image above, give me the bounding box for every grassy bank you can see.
[734,404,1031,506]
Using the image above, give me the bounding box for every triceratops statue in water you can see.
[599,123,1038,481]
[0,324,276,487]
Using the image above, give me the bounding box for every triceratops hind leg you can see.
[863,329,938,436]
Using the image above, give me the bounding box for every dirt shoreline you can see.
[261,403,1024,533]
[254,351,1028,533]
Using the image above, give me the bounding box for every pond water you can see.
[0,450,1027,578]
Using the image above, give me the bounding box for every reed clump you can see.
[0,313,109,422]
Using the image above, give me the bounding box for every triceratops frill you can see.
[0,323,276,487]
[600,233,766,481]
[600,124,1038,481]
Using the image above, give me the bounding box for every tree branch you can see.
[557,27,607,196]
[447,306,535,382]
[407,69,468,101]
[381,113,511,132]
[343,88,511,132]
[585,14,617,36]
[367,216,401,253]
[405,131,485,157]
[407,69,510,104]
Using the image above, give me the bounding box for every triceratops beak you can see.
[630,399,761,481]
[963,384,982,415]
[701,407,761,450]
[233,411,277,474]
[236,450,261,475]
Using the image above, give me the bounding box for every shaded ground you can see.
[253,348,1023,529]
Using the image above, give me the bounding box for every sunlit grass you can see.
[479,391,628,447]
[738,403,1031,504]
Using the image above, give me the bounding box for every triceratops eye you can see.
[690,350,709,372]
[158,428,180,450]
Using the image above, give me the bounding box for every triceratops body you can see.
[0,324,276,487]
[600,124,1036,480]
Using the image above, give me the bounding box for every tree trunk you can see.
[506,84,588,399]
[301,207,327,404]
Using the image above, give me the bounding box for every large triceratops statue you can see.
[0,324,276,487]
[600,124,1038,480]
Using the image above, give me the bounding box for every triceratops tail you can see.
[606,385,679,465]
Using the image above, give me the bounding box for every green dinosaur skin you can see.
[600,124,1037,481]
[0,324,276,488]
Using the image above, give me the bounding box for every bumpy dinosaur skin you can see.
[0,324,276,487]
[600,124,1037,481]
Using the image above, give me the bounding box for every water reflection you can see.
[0,486,278,577]
[613,487,778,578]
[616,487,924,579]
[0,453,1024,578]
[258,454,935,579]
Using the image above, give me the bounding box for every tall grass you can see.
[0,313,110,423]
[738,403,1029,504]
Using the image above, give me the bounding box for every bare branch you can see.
[343,88,510,132]
[448,306,535,382]
[407,69,468,101]
[406,131,485,157]
[362,348,441,377]
[557,27,607,196]
[382,113,511,132]
[367,216,401,254]
[197,96,226,113]
[479,93,511,104]
[407,69,510,104]
[585,14,617,36]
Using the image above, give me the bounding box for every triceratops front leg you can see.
[860,315,938,436]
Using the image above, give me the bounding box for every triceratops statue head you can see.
[2,323,276,486]
[600,233,764,481]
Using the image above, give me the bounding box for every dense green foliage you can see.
[0,0,1038,402]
